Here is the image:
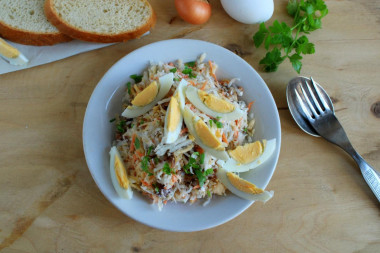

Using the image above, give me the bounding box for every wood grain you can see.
[1,0,380,252]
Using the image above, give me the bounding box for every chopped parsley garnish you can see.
[147,145,154,156]
[130,74,143,83]
[126,82,132,95]
[200,153,205,164]
[130,123,134,128]
[173,77,181,81]
[141,156,152,176]
[215,121,223,128]
[211,117,223,128]
[109,118,116,123]
[182,67,197,78]
[185,61,196,67]
[183,152,212,187]
[169,68,177,73]
[207,190,211,197]
[140,119,145,125]
[154,184,160,194]
[117,120,126,133]
[243,127,248,133]
[154,157,159,164]
[163,162,174,175]
[134,137,140,149]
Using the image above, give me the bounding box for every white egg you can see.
[176,79,187,111]
[216,167,273,202]
[109,146,133,199]
[122,73,174,118]
[185,86,245,121]
[224,139,276,173]
[163,96,183,144]
[183,106,229,161]
[221,0,274,24]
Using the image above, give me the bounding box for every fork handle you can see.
[342,145,380,202]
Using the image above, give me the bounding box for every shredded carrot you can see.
[171,175,178,183]
[189,80,196,86]
[130,133,136,152]
[163,200,168,204]
[222,133,228,144]
[180,128,188,135]
[234,130,239,140]
[141,180,151,187]
[195,146,204,154]
[168,62,174,66]
[200,81,207,90]
[208,60,218,81]
[193,185,200,189]
[135,151,144,158]
[248,101,254,111]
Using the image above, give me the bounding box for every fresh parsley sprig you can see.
[253,0,328,73]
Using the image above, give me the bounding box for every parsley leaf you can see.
[141,156,152,176]
[109,118,116,123]
[253,0,328,73]
[163,162,174,175]
[169,68,177,73]
[117,120,126,133]
[130,74,143,83]
[134,137,140,149]
[182,67,197,78]
[147,145,154,156]
[126,82,132,95]
[185,61,196,67]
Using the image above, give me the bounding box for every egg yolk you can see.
[228,141,263,164]
[131,81,158,106]
[167,97,181,132]
[114,155,129,189]
[227,172,264,194]
[198,90,235,113]
[194,119,224,150]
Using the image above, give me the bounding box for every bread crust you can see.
[44,0,156,43]
[0,20,72,46]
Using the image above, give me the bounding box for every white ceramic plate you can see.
[83,39,281,232]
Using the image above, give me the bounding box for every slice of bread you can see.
[0,0,72,46]
[44,0,156,43]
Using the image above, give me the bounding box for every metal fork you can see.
[295,77,380,202]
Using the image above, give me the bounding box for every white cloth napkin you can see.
[0,39,115,75]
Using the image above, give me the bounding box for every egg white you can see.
[163,97,183,144]
[216,167,273,202]
[223,138,276,173]
[183,106,229,161]
[122,73,174,118]
[185,86,245,121]
[109,146,133,199]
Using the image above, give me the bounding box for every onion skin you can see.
[175,0,211,25]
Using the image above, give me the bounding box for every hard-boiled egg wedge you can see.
[163,96,183,144]
[109,146,133,199]
[216,168,273,202]
[186,86,245,120]
[122,73,174,118]
[224,139,276,173]
[176,79,187,111]
[0,38,28,66]
[183,106,229,161]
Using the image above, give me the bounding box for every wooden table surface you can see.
[1,0,379,252]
